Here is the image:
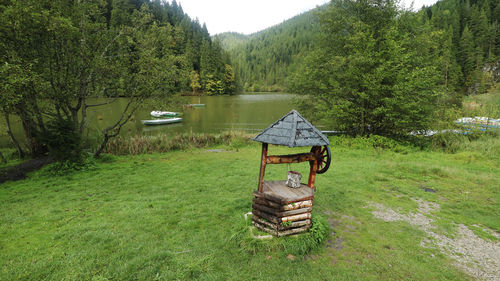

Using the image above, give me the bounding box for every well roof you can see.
[253,110,330,147]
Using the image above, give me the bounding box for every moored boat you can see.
[151,111,179,118]
[142,117,182,125]
[185,104,205,108]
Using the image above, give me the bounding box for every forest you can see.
[220,0,499,136]
[0,0,236,159]
[222,0,499,96]
[0,1,499,279]
[216,10,321,93]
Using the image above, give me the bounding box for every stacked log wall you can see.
[251,194,313,237]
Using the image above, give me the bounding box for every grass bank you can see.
[1,134,498,280]
[103,131,253,155]
[462,84,500,118]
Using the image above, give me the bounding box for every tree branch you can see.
[86,98,119,108]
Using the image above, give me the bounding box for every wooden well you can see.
[252,181,314,236]
[251,110,331,237]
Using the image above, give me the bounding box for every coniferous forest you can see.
[216,11,321,92]
[220,0,499,96]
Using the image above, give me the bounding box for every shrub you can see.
[43,155,96,176]
[38,118,84,163]
[329,135,415,153]
[430,130,500,155]
[103,131,253,155]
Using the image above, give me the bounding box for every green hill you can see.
[214,32,250,50]
[218,8,323,92]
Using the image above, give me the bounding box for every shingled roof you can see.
[253,110,330,147]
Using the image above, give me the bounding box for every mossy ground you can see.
[1,134,498,280]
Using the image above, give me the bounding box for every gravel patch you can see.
[205,149,227,153]
[370,200,500,280]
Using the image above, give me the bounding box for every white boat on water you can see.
[151,111,179,118]
[142,118,182,125]
[455,116,500,129]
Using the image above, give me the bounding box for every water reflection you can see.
[103,93,296,137]
[1,93,297,147]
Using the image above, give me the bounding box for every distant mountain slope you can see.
[218,8,323,92]
[214,32,250,50]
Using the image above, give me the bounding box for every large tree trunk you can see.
[94,98,139,158]
[94,134,110,158]
[3,111,25,159]
[18,110,45,157]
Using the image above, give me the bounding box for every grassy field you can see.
[0,134,498,280]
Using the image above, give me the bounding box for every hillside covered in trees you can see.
[421,0,500,95]
[216,9,322,92]
[221,0,499,96]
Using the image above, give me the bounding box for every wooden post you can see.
[258,143,268,192]
[308,146,319,188]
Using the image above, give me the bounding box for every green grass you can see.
[1,136,499,280]
[462,84,500,118]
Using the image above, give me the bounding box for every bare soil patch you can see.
[0,157,52,184]
[370,199,500,280]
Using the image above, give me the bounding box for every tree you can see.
[291,0,441,137]
[0,1,52,157]
[459,25,477,91]
[190,70,201,94]
[223,64,236,94]
[0,1,194,159]
[0,62,41,158]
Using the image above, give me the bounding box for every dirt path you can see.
[0,157,53,184]
[370,199,500,280]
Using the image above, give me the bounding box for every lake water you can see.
[1,93,304,147]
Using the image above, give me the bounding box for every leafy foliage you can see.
[220,0,499,99]
[291,0,442,137]
[38,118,83,163]
[0,0,236,159]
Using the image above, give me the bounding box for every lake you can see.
[1,93,305,148]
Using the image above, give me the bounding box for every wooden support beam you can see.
[253,190,314,205]
[252,215,278,230]
[308,146,320,188]
[253,197,282,210]
[252,221,278,236]
[252,221,311,237]
[252,208,279,224]
[283,200,313,211]
[258,143,268,192]
[265,153,316,164]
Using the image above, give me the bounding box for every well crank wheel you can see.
[311,145,331,174]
